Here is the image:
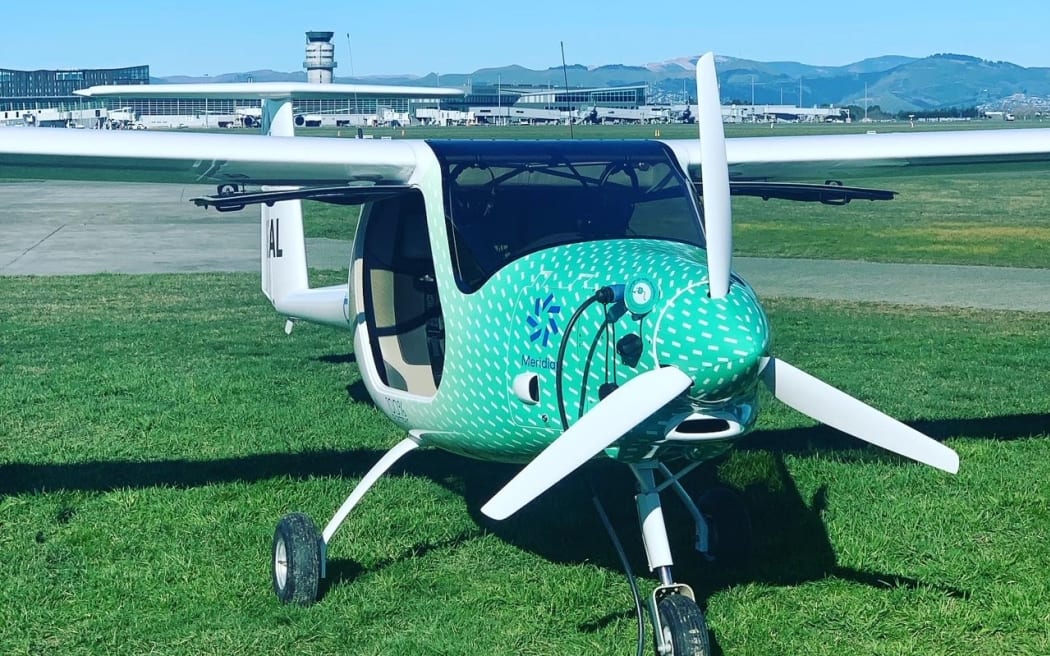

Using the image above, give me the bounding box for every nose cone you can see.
[652,280,770,401]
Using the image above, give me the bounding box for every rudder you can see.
[260,98,308,305]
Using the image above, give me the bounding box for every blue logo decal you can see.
[527,294,561,347]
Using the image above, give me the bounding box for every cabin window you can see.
[430,140,705,293]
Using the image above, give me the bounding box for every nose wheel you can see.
[656,593,711,656]
[631,462,750,655]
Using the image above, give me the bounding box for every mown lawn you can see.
[2,273,1048,655]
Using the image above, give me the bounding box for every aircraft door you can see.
[357,191,444,397]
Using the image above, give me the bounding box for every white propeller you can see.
[696,52,732,300]
[760,357,959,473]
[698,53,956,473]
[484,53,955,522]
[481,367,693,520]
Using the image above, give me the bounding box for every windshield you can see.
[429,140,705,292]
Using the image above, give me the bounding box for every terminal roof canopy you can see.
[74,83,466,101]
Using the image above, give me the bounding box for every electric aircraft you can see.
[3,54,1050,656]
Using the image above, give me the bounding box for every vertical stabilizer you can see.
[260,98,308,304]
[258,98,350,330]
[260,193,309,304]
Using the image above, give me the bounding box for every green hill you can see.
[157,53,1050,113]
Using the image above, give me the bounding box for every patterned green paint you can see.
[381,236,771,465]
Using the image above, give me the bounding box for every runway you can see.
[3,181,1049,312]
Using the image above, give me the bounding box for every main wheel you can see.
[656,594,711,656]
[272,512,321,605]
[698,486,752,566]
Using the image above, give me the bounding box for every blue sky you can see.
[2,0,1047,77]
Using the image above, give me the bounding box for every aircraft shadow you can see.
[4,412,1037,644]
[740,412,1050,459]
[315,352,356,365]
[3,413,1041,498]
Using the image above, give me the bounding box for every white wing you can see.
[0,128,424,186]
[4,127,1050,189]
[664,128,1050,181]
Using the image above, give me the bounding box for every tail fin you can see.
[260,99,308,304]
[260,196,309,304]
[259,99,349,329]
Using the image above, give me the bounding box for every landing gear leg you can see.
[270,436,420,605]
[631,462,711,656]
[656,463,752,565]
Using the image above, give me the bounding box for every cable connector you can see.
[594,284,625,304]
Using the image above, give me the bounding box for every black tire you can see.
[656,594,711,656]
[272,512,321,605]
[698,486,753,566]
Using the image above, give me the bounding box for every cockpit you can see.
[429,140,706,292]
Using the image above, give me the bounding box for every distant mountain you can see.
[860,54,1050,111]
[840,55,918,74]
[152,70,309,84]
[154,53,1050,113]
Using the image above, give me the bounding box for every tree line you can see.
[842,105,983,121]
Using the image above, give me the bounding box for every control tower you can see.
[304,31,337,84]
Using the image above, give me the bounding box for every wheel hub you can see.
[274,536,288,589]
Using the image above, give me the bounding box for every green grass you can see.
[4,120,1050,653]
[302,201,361,241]
[2,274,1049,654]
[733,170,1050,268]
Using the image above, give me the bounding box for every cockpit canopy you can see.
[429,140,706,292]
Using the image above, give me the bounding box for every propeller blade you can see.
[481,367,693,520]
[696,52,732,300]
[761,357,959,473]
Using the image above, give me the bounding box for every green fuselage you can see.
[417,239,769,463]
[355,140,772,465]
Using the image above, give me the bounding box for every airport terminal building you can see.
[0,65,148,107]
[0,65,147,126]
[0,67,458,129]
[442,83,655,124]
[0,33,666,128]
[1,69,657,128]
[0,32,842,129]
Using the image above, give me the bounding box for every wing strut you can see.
[191,184,414,212]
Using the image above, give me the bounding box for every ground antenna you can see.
[346,32,361,135]
[561,41,574,139]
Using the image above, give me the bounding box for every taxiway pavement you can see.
[3,181,1048,312]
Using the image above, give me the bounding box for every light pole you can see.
[750,76,770,122]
